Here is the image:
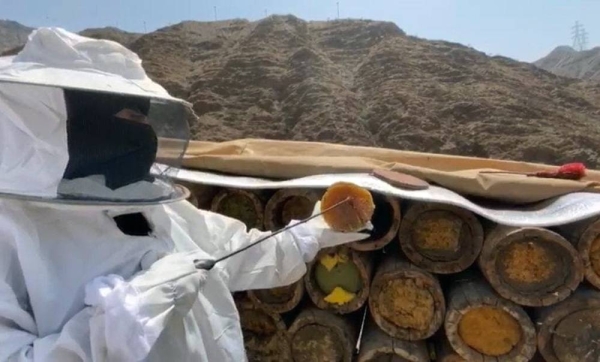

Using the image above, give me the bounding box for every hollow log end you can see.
[211,189,264,230]
[482,228,583,307]
[289,310,354,362]
[370,269,444,341]
[248,281,304,314]
[400,203,483,274]
[306,247,371,314]
[238,304,291,362]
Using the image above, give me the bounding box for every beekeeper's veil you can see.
[0,28,192,204]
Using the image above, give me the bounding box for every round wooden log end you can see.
[304,247,372,314]
[537,288,600,362]
[445,278,537,362]
[211,189,265,230]
[350,194,401,251]
[289,309,355,362]
[357,317,430,362]
[248,280,305,314]
[369,260,445,341]
[238,302,292,362]
[576,219,600,289]
[399,203,483,274]
[480,226,583,307]
[265,189,321,231]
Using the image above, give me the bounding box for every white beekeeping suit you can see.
[0,28,369,362]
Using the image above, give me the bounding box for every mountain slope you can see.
[129,16,600,168]
[0,20,33,53]
[3,16,600,168]
[534,46,600,81]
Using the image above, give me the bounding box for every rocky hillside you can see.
[126,16,600,168]
[535,46,600,81]
[79,27,140,48]
[0,20,32,53]
[3,16,600,168]
[0,22,139,55]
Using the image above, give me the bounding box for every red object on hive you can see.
[480,163,587,181]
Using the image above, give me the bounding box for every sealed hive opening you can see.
[412,210,465,259]
[370,256,444,341]
[400,203,483,274]
[551,309,600,362]
[253,284,297,305]
[306,247,372,314]
[590,237,600,278]
[265,189,320,231]
[212,189,263,229]
[239,307,290,362]
[377,278,434,332]
[497,239,566,292]
[458,306,522,356]
[291,324,345,362]
[314,251,362,305]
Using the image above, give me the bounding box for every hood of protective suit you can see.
[0,28,192,205]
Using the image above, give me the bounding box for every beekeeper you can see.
[0,28,369,361]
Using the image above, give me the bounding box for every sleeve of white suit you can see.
[165,200,369,292]
[0,240,205,362]
[0,252,95,361]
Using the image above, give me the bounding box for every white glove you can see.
[84,251,208,362]
[289,201,371,262]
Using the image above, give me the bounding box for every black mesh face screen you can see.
[62,89,158,190]
[113,212,153,236]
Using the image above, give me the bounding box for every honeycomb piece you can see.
[321,182,375,232]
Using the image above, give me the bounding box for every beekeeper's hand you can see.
[288,201,371,262]
[84,251,208,362]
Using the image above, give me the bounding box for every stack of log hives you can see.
[181,181,600,362]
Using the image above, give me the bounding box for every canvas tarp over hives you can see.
[170,138,600,204]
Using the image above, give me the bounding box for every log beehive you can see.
[350,193,401,251]
[479,225,583,307]
[398,202,484,274]
[211,188,266,230]
[184,181,600,362]
[264,188,322,231]
[288,308,357,362]
[357,317,430,362]
[444,275,537,362]
[305,246,373,314]
[236,295,293,362]
[369,254,445,341]
[536,287,600,362]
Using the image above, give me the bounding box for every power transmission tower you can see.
[572,21,588,51]
[337,2,340,19]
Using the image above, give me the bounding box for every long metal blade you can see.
[194,197,350,270]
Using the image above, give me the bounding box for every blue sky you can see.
[1,0,598,61]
